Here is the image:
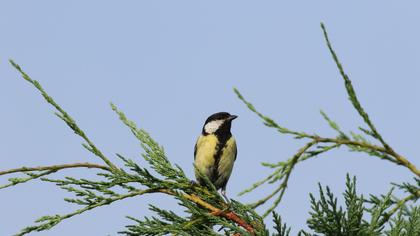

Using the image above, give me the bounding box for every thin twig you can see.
[251,141,317,214]
[319,23,420,177]
[378,190,420,227]
[238,167,282,196]
[178,191,255,234]
[235,88,419,177]
[320,23,389,148]
[313,137,419,176]
[0,162,110,176]
[9,60,120,173]
[0,170,57,190]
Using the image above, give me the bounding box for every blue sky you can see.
[1,1,419,235]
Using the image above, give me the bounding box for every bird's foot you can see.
[221,189,231,204]
[190,180,199,186]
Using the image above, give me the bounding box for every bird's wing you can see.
[194,142,197,160]
[234,142,237,161]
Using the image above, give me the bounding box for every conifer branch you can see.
[18,186,256,236]
[320,23,389,149]
[5,61,262,235]
[236,88,417,175]
[110,104,257,234]
[9,60,120,173]
[379,189,420,227]
[234,23,419,220]
[319,23,419,177]
[235,88,419,213]
[4,22,419,235]
[0,163,110,190]
[0,170,56,190]
[16,188,161,236]
[250,141,317,218]
[0,162,110,176]
[305,175,419,235]
[179,192,255,234]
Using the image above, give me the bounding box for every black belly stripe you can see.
[212,129,232,183]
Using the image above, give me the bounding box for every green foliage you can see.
[2,22,419,236]
[234,23,419,220]
[300,176,419,236]
[386,207,420,236]
[4,60,269,235]
[272,212,291,236]
[306,175,376,236]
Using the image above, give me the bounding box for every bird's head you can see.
[202,112,238,135]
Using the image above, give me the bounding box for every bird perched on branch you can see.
[194,112,238,198]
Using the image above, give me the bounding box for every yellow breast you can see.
[194,134,237,190]
[194,134,218,177]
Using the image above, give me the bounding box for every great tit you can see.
[194,112,238,197]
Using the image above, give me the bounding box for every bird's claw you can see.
[190,180,199,186]
[221,189,231,203]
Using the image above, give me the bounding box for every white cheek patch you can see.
[204,120,224,134]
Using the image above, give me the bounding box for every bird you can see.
[194,112,238,198]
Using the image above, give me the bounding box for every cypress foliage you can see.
[1,23,418,235]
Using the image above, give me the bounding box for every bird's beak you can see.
[228,115,238,121]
